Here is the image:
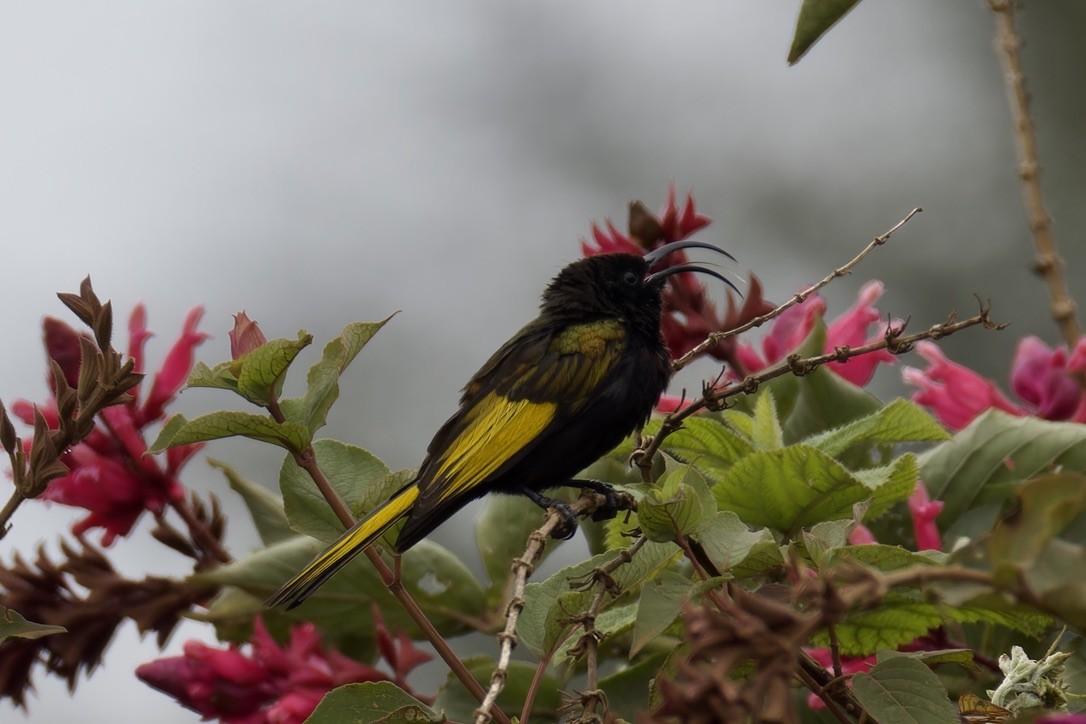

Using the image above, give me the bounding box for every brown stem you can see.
[0,491,25,540]
[989,0,1081,345]
[265,401,507,724]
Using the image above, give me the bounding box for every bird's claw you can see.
[549,502,578,540]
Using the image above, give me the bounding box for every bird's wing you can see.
[417,317,628,506]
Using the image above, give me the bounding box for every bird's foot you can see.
[549,501,579,540]
[569,479,634,522]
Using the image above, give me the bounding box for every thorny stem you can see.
[569,535,648,723]
[638,301,1003,470]
[265,400,507,724]
[989,0,1081,345]
[475,492,607,724]
[671,207,923,372]
[827,622,843,679]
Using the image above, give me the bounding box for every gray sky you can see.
[2,2,1084,722]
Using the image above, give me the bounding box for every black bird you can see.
[267,240,737,609]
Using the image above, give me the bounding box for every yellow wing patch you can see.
[434,392,557,501]
[552,319,626,357]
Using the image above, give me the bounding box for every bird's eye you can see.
[622,271,638,286]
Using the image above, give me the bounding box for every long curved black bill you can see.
[645,263,743,296]
[642,239,737,267]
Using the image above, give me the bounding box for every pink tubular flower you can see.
[908,483,943,551]
[137,617,429,724]
[16,306,207,544]
[902,341,1024,431]
[1010,336,1086,421]
[825,281,898,386]
[735,282,897,386]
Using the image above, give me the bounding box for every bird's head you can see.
[541,240,738,326]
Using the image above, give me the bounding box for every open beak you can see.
[643,240,741,295]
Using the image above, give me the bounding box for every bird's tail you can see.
[265,484,420,610]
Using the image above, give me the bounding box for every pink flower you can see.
[17,307,207,544]
[848,524,877,546]
[137,617,429,724]
[734,283,897,386]
[825,281,898,386]
[229,312,268,360]
[908,484,943,551]
[1010,336,1086,421]
[902,341,1024,431]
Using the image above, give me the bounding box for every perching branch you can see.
[474,491,609,724]
[988,0,1081,345]
[638,300,1004,473]
[671,207,923,372]
[265,400,509,724]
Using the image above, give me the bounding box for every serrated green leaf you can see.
[307,682,440,724]
[279,439,393,543]
[209,458,292,545]
[751,391,784,450]
[691,511,774,573]
[280,317,395,434]
[712,445,915,536]
[851,655,958,724]
[659,415,755,479]
[800,519,853,567]
[519,541,680,659]
[197,535,484,641]
[476,494,552,596]
[853,454,922,520]
[805,398,949,458]
[434,657,561,723]
[631,570,692,657]
[638,466,714,542]
[788,0,864,65]
[235,332,312,405]
[729,539,786,579]
[148,411,309,454]
[0,607,66,643]
[920,411,1086,535]
[825,543,943,572]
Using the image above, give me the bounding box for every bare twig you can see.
[989,0,1081,345]
[638,300,1003,471]
[474,492,607,724]
[671,208,923,372]
[265,400,509,724]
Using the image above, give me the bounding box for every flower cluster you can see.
[903,336,1086,431]
[137,616,430,724]
[14,306,208,544]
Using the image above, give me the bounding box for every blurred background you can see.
[1,1,1084,721]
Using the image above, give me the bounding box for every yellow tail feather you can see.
[265,485,419,610]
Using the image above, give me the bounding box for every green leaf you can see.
[787,0,864,65]
[920,410,1086,535]
[434,658,561,723]
[209,458,293,545]
[712,445,916,536]
[825,543,943,572]
[519,541,680,659]
[691,511,774,573]
[729,539,786,579]
[280,316,395,435]
[234,332,312,405]
[600,651,670,722]
[638,465,715,543]
[800,519,854,567]
[659,415,755,478]
[631,569,692,656]
[147,411,310,454]
[0,607,65,643]
[878,648,979,672]
[186,360,240,393]
[279,439,393,543]
[307,682,440,724]
[989,473,1086,571]
[851,655,958,724]
[197,535,484,641]
[805,398,949,458]
[476,494,552,595]
[751,391,784,450]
